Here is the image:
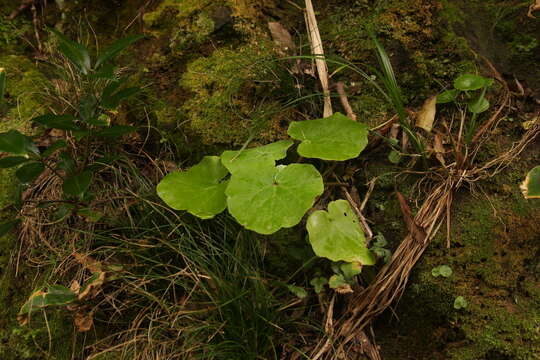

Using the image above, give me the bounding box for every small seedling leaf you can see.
[520,166,540,199]
[226,163,323,234]
[287,284,308,299]
[306,200,376,264]
[287,112,369,160]
[454,74,490,91]
[63,171,92,198]
[310,277,328,294]
[15,162,44,183]
[432,265,453,278]
[388,150,401,164]
[157,156,229,219]
[454,296,468,309]
[468,97,490,114]
[437,89,459,104]
[221,140,293,174]
[328,274,353,294]
[0,156,29,168]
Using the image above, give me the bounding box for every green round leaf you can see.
[225,163,323,234]
[0,156,29,168]
[15,162,45,183]
[286,284,308,299]
[431,265,452,278]
[0,130,37,155]
[157,156,229,219]
[63,171,93,198]
[287,112,369,161]
[468,97,490,114]
[454,296,468,309]
[221,140,293,174]
[454,74,490,91]
[307,200,375,264]
[521,166,540,199]
[388,150,401,164]
[437,89,460,104]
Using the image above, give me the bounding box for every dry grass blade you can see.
[304,0,333,117]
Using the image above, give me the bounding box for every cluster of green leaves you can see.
[157,112,378,268]
[437,74,493,142]
[0,31,142,234]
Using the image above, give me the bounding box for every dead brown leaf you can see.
[528,0,540,18]
[268,22,296,55]
[78,271,106,301]
[74,310,94,332]
[433,133,446,166]
[396,192,426,243]
[73,252,102,273]
[416,95,437,132]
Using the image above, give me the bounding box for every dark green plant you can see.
[0,31,142,226]
[437,74,494,143]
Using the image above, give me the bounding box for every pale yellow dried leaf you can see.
[416,96,437,132]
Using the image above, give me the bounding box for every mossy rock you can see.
[180,43,292,145]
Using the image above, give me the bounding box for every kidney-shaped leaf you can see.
[307,199,375,264]
[221,140,293,174]
[226,163,323,234]
[454,74,490,91]
[287,112,369,160]
[468,96,490,114]
[521,165,540,199]
[157,156,229,219]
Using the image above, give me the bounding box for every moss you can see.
[379,184,540,359]
[0,55,70,360]
[179,43,290,145]
[319,0,477,107]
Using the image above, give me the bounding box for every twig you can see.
[336,81,357,120]
[304,0,333,117]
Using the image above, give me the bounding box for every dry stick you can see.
[336,81,357,120]
[304,0,332,117]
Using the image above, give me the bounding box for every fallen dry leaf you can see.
[268,22,296,54]
[416,95,437,132]
[78,271,106,301]
[528,0,540,18]
[74,310,94,332]
[433,133,446,166]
